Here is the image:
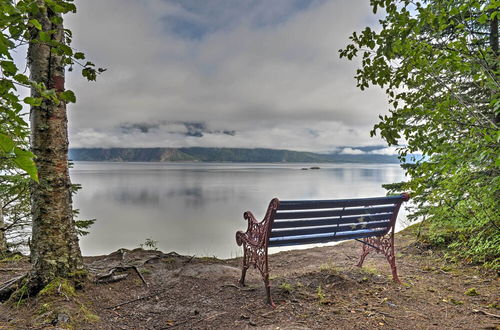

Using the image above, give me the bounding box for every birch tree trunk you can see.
[27,1,84,292]
[0,201,7,256]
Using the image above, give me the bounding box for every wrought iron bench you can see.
[235,193,410,305]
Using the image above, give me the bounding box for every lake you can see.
[70,162,408,258]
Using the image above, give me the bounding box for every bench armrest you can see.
[236,198,280,248]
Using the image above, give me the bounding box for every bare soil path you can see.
[0,226,499,329]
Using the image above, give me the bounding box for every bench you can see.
[235,193,410,305]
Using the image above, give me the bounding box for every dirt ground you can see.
[0,226,499,329]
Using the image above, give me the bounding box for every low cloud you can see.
[369,147,399,155]
[340,147,365,155]
[65,0,389,150]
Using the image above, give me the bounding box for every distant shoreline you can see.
[69,147,401,164]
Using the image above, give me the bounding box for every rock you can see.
[52,313,70,325]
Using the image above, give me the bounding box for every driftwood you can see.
[96,273,129,284]
[95,266,147,286]
[0,274,27,301]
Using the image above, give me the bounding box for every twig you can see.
[244,307,271,319]
[0,273,27,300]
[133,266,148,287]
[472,309,500,319]
[370,309,395,318]
[220,284,256,291]
[105,291,161,309]
[343,253,356,260]
[0,268,25,271]
[162,312,227,329]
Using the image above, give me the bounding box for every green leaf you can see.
[23,96,42,106]
[74,52,85,60]
[60,90,76,103]
[82,67,97,81]
[13,148,38,182]
[1,60,17,76]
[13,74,30,85]
[0,133,16,153]
[39,31,51,42]
[58,43,73,56]
[29,19,43,30]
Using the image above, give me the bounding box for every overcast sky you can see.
[63,0,392,153]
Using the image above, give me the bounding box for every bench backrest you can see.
[268,194,409,247]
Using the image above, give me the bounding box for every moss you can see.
[12,283,29,307]
[79,304,100,323]
[39,278,76,297]
[279,282,294,294]
[68,269,88,279]
[0,254,24,263]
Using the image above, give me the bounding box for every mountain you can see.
[69,147,400,163]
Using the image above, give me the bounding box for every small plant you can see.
[317,285,326,304]
[139,237,158,251]
[319,262,338,273]
[450,298,464,305]
[360,266,378,275]
[140,268,152,275]
[464,288,479,296]
[279,282,294,294]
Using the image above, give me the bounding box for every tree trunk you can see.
[27,1,84,292]
[490,14,499,124]
[0,200,7,257]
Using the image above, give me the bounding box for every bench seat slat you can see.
[272,213,392,229]
[278,195,402,210]
[270,220,391,238]
[274,205,395,220]
[268,229,386,247]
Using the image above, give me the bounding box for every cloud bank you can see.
[65,0,389,152]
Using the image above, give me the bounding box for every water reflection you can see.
[70,162,406,258]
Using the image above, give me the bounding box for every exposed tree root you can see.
[0,274,27,301]
[95,266,147,286]
[472,309,500,319]
[90,249,182,286]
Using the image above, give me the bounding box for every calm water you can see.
[70,162,407,258]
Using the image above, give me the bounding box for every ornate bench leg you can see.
[356,233,400,283]
[259,256,275,307]
[386,235,400,283]
[239,250,249,286]
[357,241,372,267]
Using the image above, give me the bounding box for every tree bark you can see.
[0,200,7,257]
[490,14,499,124]
[27,1,84,292]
